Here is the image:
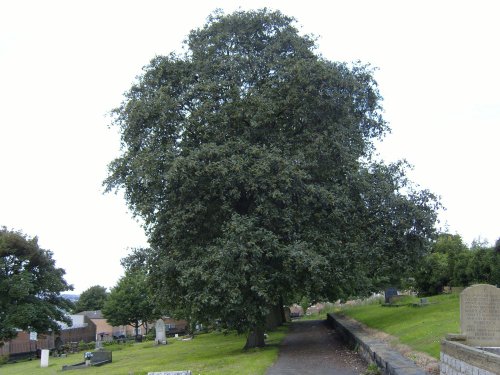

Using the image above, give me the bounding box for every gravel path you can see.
[266,319,368,375]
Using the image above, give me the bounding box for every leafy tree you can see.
[73,285,109,313]
[470,237,490,250]
[120,247,152,274]
[0,227,73,344]
[102,271,156,338]
[105,9,439,347]
[414,252,450,295]
[432,233,468,255]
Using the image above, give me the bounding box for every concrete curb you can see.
[327,313,428,375]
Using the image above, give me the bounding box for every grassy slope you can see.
[338,294,460,358]
[1,327,287,375]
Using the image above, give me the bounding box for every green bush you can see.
[78,340,95,351]
[0,354,9,365]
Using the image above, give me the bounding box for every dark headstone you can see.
[90,349,112,365]
[384,287,398,304]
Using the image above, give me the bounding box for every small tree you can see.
[102,271,156,338]
[0,227,73,344]
[73,285,109,313]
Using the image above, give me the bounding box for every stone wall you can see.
[440,340,500,375]
[327,313,427,375]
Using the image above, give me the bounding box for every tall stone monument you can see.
[460,284,500,346]
[155,319,167,345]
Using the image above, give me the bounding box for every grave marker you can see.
[155,319,167,344]
[460,284,500,346]
[384,287,398,304]
[40,349,49,368]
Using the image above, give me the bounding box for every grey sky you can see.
[1,0,498,293]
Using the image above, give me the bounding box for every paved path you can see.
[266,320,367,375]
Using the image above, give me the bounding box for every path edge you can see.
[327,313,428,375]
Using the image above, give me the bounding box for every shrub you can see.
[0,354,9,365]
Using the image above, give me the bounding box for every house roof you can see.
[76,310,104,319]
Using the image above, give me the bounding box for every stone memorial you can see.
[90,349,112,365]
[460,284,500,346]
[40,349,49,368]
[384,287,398,304]
[155,319,167,344]
[62,349,112,371]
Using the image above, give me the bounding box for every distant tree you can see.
[0,227,73,344]
[432,233,468,255]
[470,237,490,250]
[73,285,109,313]
[495,238,500,253]
[414,252,450,295]
[102,271,156,338]
[105,9,440,348]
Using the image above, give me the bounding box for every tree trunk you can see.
[279,296,286,324]
[134,321,140,340]
[266,303,283,329]
[244,326,265,349]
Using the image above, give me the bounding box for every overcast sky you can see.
[1,0,498,293]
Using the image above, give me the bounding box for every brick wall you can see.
[440,340,500,375]
[440,352,496,375]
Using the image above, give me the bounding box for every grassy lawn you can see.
[331,293,460,359]
[1,327,287,375]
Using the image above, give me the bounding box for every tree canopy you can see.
[73,285,109,313]
[0,227,73,344]
[414,233,500,295]
[105,9,439,347]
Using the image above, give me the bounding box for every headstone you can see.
[460,284,500,346]
[90,349,112,365]
[384,287,398,304]
[155,319,167,344]
[40,349,49,368]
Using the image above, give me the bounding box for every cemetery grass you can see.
[308,294,460,359]
[1,327,288,375]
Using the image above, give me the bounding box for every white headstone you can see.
[155,319,167,344]
[460,284,500,346]
[29,331,37,341]
[40,349,49,368]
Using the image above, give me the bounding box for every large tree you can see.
[73,285,109,313]
[105,9,439,347]
[0,227,73,344]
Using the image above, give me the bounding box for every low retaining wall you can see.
[327,313,427,375]
[440,340,500,375]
